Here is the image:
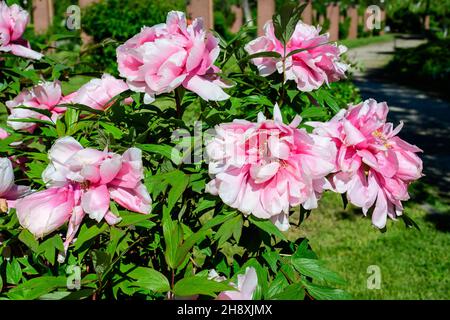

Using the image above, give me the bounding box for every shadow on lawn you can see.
[424,212,450,233]
[409,182,450,233]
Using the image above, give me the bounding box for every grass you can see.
[340,34,395,49]
[287,184,450,300]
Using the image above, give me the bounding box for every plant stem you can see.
[174,88,183,118]
[278,45,287,107]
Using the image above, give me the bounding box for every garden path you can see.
[347,37,450,195]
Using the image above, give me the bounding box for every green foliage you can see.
[0,3,367,301]
[81,0,184,74]
[387,39,450,99]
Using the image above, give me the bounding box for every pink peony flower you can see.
[0,157,30,210]
[116,11,230,103]
[16,136,152,255]
[0,127,9,139]
[309,99,423,228]
[205,104,336,230]
[245,21,347,91]
[69,74,130,111]
[6,81,70,133]
[16,185,76,238]
[212,267,258,300]
[0,1,43,60]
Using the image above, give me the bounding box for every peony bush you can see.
[0,2,422,300]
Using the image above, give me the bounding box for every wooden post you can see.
[300,0,312,25]
[32,0,53,34]
[319,14,324,26]
[326,3,339,41]
[424,15,430,30]
[257,0,275,36]
[363,8,371,32]
[347,5,358,39]
[380,9,386,35]
[187,0,214,30]
[230,5,243,33]
[79,0,99,7]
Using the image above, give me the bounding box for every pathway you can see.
[347,37,450,194]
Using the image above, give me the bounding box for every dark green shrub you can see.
[81,0,184,74]
[387,39,450,99]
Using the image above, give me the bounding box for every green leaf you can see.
[303,281,352,300]
[14,105,52,118]
[271,283,305,300]
[56,119,66,136]
[138,143,182,165]
[162,206,183,269]
[321,90,341,113]
[175,213,236,268]
[128,267,170,293]
[267,273,289,298]
[59,103,103,115]
[341,194,348,210]
[117,211,154,228]
[300,107,328,119]
[272,2,307,45]
[173,276,235,297]
[215,215,243,246]
[400,213,421,231]
[18,229,39,252]
[91,250,111,276]
[74,223,108,251]
[37,235,64,265]
[248,215,287,241]
[99,122,123,139]
[292,258,345,285]
[167,172,190,213]
[17,257,39,275]
[6,259,22,285]
[7,276,67,300]
[262,250,280,273]
[7,117,54,126]
[293,238,317,260]
[241,51,282,64]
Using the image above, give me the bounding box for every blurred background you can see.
[7,0,450,299]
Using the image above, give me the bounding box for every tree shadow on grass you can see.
[424,212,450,233]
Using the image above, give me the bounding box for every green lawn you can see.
[288,184,450,300]
[340,34,395,49]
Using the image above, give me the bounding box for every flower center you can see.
[372,130,392,149]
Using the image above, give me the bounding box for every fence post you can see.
[230,5,243,33]
[79,0,99,7]
[257,0,275,36]
[319,14,324,26]
[363,8,371,32]
[424,15,430,30]
[300,0,312,25]
[380,9,386,34]
[326,3,339,41]
[187,0,214,30]
[347,5,358,39]
[32,0,53,34]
